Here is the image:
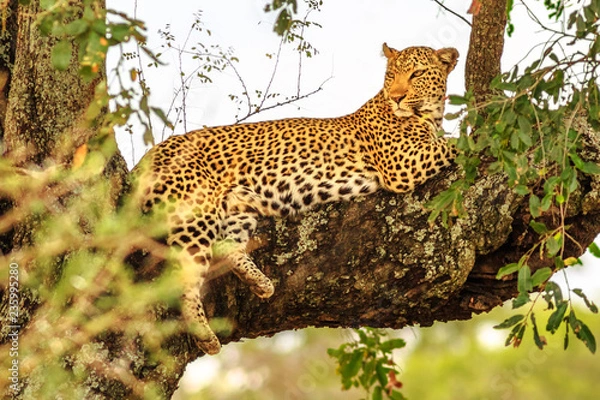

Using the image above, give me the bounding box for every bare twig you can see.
[176,23,197,134]
[257,35,286,113]
[224,54,253,118]
[133,0,154,144]
[431,0,472,26]
[235,76,332,124]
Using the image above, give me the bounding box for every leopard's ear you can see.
[436,48,459,73]
[382,43,395,59]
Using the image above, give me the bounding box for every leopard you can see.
[132,43,459,355]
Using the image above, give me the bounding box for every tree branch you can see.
[135,114,600,398]
[465,0,507,100]
[431,0,472,27]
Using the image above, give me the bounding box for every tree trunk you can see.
[0,1,128,396]
[1,2,600,399]
[465,0,507,102]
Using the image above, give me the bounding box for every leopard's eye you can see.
[410,69,426,79]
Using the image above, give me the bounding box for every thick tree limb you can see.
[130,115,600,398]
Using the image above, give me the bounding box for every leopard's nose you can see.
[391,94,406,104]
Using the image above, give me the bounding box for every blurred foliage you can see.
[426,0,600,354]
[263,0,323,36]
[173,328,364,400]
[402,304,600,400]
[328,328,406,400]
[0,154,184,397]
[0,1,182,397]
[174,302,600,400]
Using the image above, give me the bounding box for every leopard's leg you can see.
[220,212,275,298]
[168,212,221,355]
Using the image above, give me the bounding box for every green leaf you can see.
[529,219,547,234]
[505,322,526,347]
[518,264,533,293]
[390,390,407,400]
[554,256,565,270]
[564,320,570,350]
[375,361,389,387]
[109,23,132,42]
[573,288,599,313]
[512,292,530,308]
[494,314,525,329]
[531,267,552,287]
[510,130,521,150]
[546,300,568,334]
[545,235,561,257]
[528,195,542,218]
[341,350,363,381]
[65,19,89,36]
[372,386,383,400]
[517,116,533,145]
[514,185,529,196]
[379,338,406,353]
[327,347,342,358]
[570,153,600,174]
[273,8,292,35]
[151,107,174,130]
[574,320,596,354]
[561,166,579,194]
[531,312,546,350]
[496,262,519,279]
[588,242,600,258]
[448,94,469,105]
[445,111,463,120]
[545,281,563,304]
[51,40,72,71]
[540,193,553,211]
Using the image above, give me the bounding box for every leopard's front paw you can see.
[250,276,274,299]
[196,334,221,355]
[191,321,222,355]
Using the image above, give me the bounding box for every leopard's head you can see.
[382,44,459,123]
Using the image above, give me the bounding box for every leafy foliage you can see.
[34,0,171,146]
[264,0,323,36]
[428,0,600,353]
[328,328,407,400]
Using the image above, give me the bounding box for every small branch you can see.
[224,55,253,118]
[257,35,286,113]
[431,0,472,27]
[176,22,197,134]
[235,77,331,124]
[133,0,154,146]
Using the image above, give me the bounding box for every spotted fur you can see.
[132,44,459,354]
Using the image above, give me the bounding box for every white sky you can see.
[108,0,568,164]
[104,1,599,396]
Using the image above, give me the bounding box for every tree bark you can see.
[2,2,600,400]
[465,0,507,102]
[0,1,128,396]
